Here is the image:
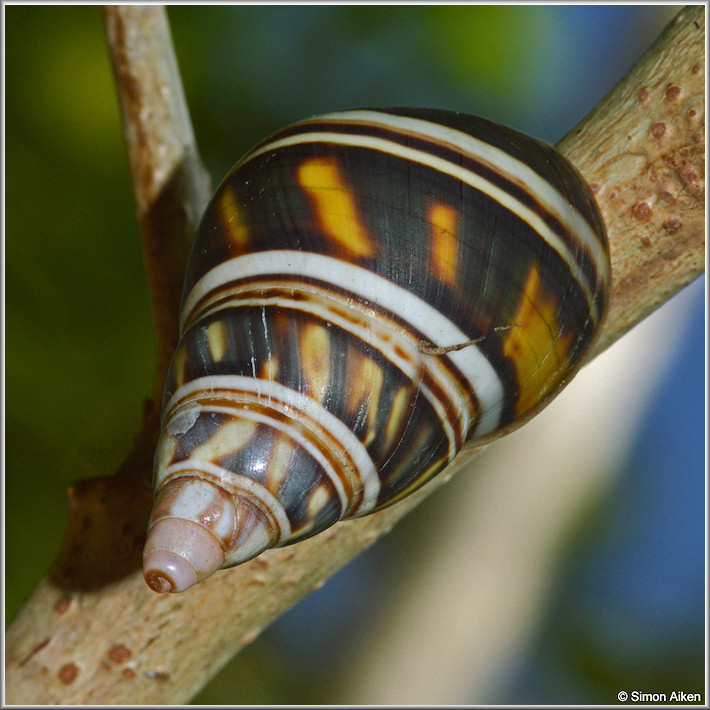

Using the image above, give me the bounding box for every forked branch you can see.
[5,5,704,704]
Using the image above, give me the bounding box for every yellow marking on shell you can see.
[173,346,187,388]
[297,157,375,258]
[374,443,449,511]
[206,320,228,362]
[260,356,280,381]
[155,432,178,472]
[364,368,385,447]
[300,323,331,402]
[264,434,295,495]
[192,418,258,462]
[218,184,249,250]
[345,355,385,447]
[428,201,459,287]
[384,386,412,449]
[502,264,575,414]
[307,485,332,520]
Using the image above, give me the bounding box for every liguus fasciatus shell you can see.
[143,108,610,593]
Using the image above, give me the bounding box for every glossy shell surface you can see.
[144,108,610,592]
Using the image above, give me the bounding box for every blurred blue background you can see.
[5,5,704,704]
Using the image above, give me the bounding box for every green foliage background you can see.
[5,5,700,704]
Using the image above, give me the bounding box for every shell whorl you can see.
[143,108,610,592]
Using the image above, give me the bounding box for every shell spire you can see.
[143,476,273,592]
[143,108,610,592]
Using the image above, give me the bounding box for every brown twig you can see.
[5,5,704,704]
[103,4,212,397]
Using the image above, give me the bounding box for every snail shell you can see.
[143,108,610,593]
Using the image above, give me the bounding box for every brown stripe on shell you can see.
[163,388,369,517]
[178,276,479,447]
[184,144,600,346]
[236,110,608,296]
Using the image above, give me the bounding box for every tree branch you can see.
[103,4,212,398]
[5,5,704,704]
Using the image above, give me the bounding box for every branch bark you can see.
[5,5,704,704]
[103,4,213,398]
